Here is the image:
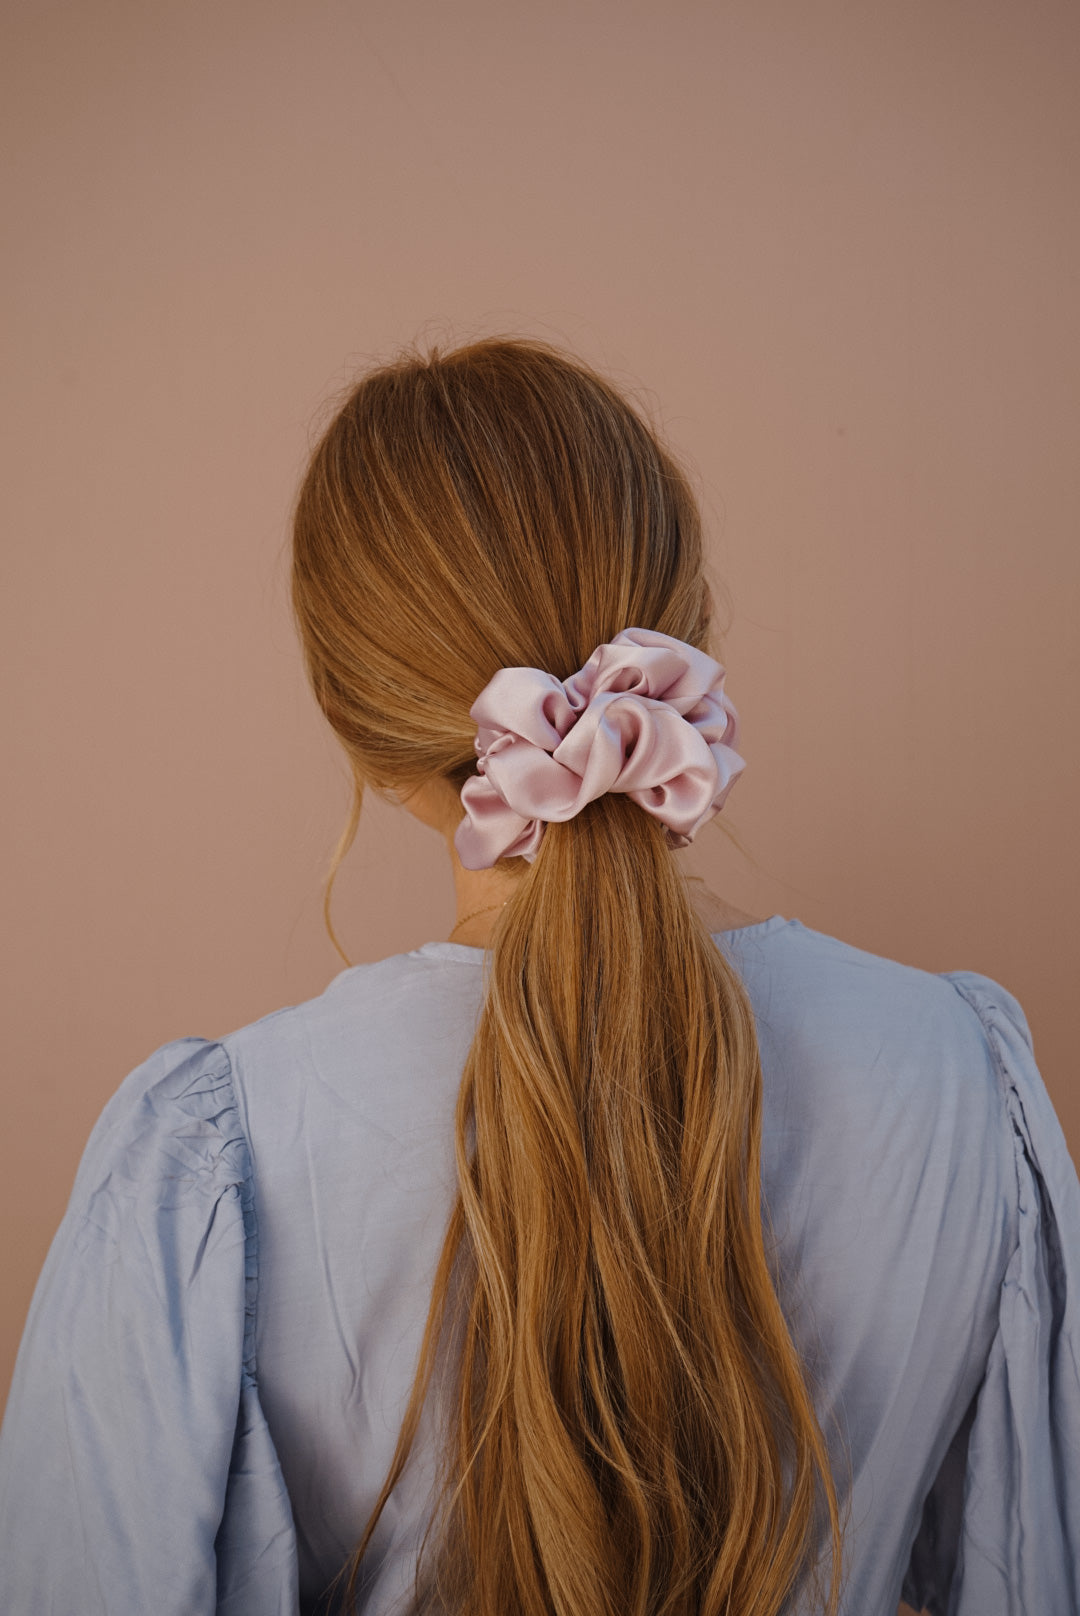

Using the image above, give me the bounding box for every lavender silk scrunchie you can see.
[454,627,747,871]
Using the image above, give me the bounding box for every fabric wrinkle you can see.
[2,931,1078,1616]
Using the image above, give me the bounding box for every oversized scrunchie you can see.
[454,627,746,870]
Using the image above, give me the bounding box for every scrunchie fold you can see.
[454,627,746,870]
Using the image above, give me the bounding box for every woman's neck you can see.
[447,864,764,949]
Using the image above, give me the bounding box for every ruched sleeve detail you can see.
[0,1037,299,1615]
[902,973,1080,1616]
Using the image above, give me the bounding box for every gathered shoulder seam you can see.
[207,1037,259,1391]
[940,972,1031,1264]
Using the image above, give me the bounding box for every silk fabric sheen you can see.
[454,627,747,869]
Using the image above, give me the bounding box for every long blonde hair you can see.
[290,336,845,1616]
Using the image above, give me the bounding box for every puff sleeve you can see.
[902,973,1080,1615]
[0,1037,299,1615]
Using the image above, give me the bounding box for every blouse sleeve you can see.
[901,972,1080,1616]
[0,1037,298,1616]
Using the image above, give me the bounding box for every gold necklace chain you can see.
[449,900,508,940]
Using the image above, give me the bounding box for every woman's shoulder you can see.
[64,1035,250,1231]
[725,918,1040,1189]
[718,914,1016,1058]
[215,916,1030,1109]
[224,943,489,1062]
[123,917,1038,1207]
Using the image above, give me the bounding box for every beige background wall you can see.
[2,7,1078,1606]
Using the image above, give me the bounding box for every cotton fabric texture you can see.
[1,917,1078,1615]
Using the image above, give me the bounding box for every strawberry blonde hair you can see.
[290,336,846,1616]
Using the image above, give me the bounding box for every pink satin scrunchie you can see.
[454,627,747,870]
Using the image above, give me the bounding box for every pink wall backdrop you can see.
[3,12,1078,1607]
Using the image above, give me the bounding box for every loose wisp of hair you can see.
[290,335,848,1616]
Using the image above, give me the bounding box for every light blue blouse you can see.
[1,916,1078,1615]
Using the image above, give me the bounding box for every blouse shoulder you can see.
[940,968,1036,1066]
[902,969,1080,1614]
[0,1036,297,1614]
[76,1034,257,1363]
[940,968,1080,1257]
[71,1035,248,1195]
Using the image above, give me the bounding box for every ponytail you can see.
[335,796,842,1615]
[292,335,846,1615]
